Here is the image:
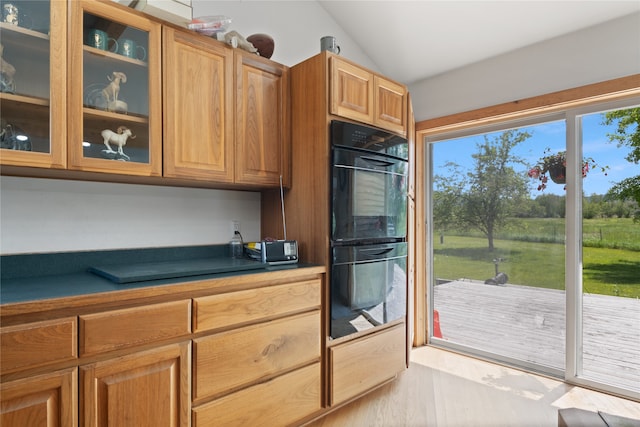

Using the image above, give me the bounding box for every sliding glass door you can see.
[429,117,567,375]
[427,100,640,399]
[567,106,640,397]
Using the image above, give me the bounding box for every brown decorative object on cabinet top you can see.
[247,33,274,59]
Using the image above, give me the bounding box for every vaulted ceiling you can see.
[318,1,640,85]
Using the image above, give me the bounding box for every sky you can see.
[432,109,639,198]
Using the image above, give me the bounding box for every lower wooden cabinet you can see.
[193,310,320,402]
[192,362,321,427]
[1,267,335,426]
[329,323,406,405]
[80,342,191,427]
[79,299,191,356]
[1,317,77,375]
[0,367,77,427]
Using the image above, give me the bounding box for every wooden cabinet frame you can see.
[68,0,162,176]
[0,0,67,169]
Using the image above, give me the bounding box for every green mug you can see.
[119,39,146,61]
[87,29,118,52]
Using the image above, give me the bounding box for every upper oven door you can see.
[332,147,408,244]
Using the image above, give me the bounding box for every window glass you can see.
[431,120,566,371]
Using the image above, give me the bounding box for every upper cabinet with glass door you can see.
[68,0,161,176]
[0,0,66,168]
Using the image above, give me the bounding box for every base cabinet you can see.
[192,362,321,427]
[1,268,327,426]
[193,311,321,402]
[0,368,77,427]
[80,342,191,427]
[329,323,406,405]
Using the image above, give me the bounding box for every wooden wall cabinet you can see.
[330,55,407,136]
[163,27,290,187]
[162,26,234,182]
[0,0,67,169]
[68,0,162,176]
[2,0,290,189]
[234,50,291,187]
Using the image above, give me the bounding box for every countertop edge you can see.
[0,265,326,321]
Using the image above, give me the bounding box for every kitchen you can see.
[2,1,639,426]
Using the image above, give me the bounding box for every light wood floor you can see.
[307,346,640,427]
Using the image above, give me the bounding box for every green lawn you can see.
[434,224,640,298]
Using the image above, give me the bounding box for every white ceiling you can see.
[318,1,640,85]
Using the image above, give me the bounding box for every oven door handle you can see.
[360,156,395,168]
[359,247,394,258]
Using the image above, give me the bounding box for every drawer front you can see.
[193,279,321,332]
[1,317,77,375]
[330,323,406,405]
[193,310,320,401]
[193,362,321,427]
[79,300,191,356]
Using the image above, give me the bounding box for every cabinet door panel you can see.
[193,311,320,401]
[193,279,321,332]
[235,52,290,186]
[1,368,77,427]
[374,75,407,136]
[79,300,191,356]
[68,0,162,176]
[1,317,77,375]
[163,28,234,182]
[329,57,373,124]
[193,362,321,427]
[81,342,190,427]
[0,0,67,168]
[329,323,406,405]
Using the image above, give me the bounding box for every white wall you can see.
[191,0,378,71]
[0,177,261,254]
[409,12,640,121]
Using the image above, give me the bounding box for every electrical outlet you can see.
[231,220,240,234]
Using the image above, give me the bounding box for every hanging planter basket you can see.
[547,163,566,184]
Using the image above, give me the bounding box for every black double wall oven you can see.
[330,120,408,339]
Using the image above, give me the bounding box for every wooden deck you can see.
[433,280,640,392]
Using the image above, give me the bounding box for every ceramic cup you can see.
[320,36,340,54]
[119,39,146,61]
[87,29,118,52]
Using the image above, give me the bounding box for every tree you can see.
[602,108,640,220]
[434,130,532,251]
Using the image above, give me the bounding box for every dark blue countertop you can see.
[1,245,315,305]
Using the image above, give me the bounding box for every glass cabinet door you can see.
[69,0,161,176]
[0,0,66,168]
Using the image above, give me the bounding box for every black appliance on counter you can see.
[330,120,408,339]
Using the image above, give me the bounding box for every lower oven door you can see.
[330,242,407,339]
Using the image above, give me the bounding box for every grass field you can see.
[434,218,640,298]
[443,217,640,251]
